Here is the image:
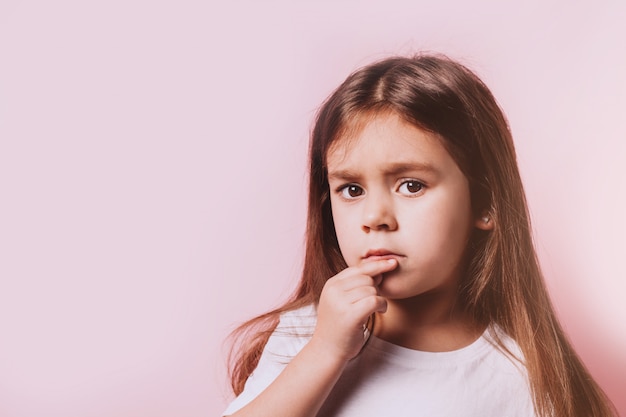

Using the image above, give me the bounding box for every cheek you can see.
[437,205,474,252]
[329,199,343,236]
[330,204,360,262]
[411,193,473,252]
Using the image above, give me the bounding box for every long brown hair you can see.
[227,54,616,416]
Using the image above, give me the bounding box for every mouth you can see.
[362,249,404,263]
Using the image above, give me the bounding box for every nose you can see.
[361,194,398,232]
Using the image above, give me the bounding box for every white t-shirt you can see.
[223,304,536,416]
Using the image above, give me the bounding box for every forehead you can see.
[326,113,456,174]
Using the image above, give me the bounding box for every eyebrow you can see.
[327,162,439,181]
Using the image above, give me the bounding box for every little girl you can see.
[222,54,616,416]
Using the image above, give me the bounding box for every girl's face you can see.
[327,113,487,300]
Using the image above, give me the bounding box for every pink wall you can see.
[1,1,624,416]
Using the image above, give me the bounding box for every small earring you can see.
[482,216,490,223]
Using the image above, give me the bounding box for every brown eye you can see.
[340,184,364,199]
[398,180,424,196]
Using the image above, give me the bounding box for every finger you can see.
[372,274,383,286]
[344,285,379,304]
[353,295,388,319]
[334,259,397,283]
[333,274,378,291]
[356,258,398,277]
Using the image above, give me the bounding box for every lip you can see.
[362,249,404,262]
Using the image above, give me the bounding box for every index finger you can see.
[356,258,398,277]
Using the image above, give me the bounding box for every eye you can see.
[338,184,364,199]
[398,180,424,196]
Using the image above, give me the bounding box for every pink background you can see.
[1,1,625,416]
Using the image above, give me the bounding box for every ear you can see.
[474,210,494,231]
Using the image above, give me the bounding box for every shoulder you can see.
[262,304,317,360]
[221,304,318,415]
[276,303,317,332]
[479,326,535,414]
[483,326,527,371]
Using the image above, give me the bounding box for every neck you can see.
[373,288,484,352]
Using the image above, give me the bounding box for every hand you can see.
[311,259,398,362]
